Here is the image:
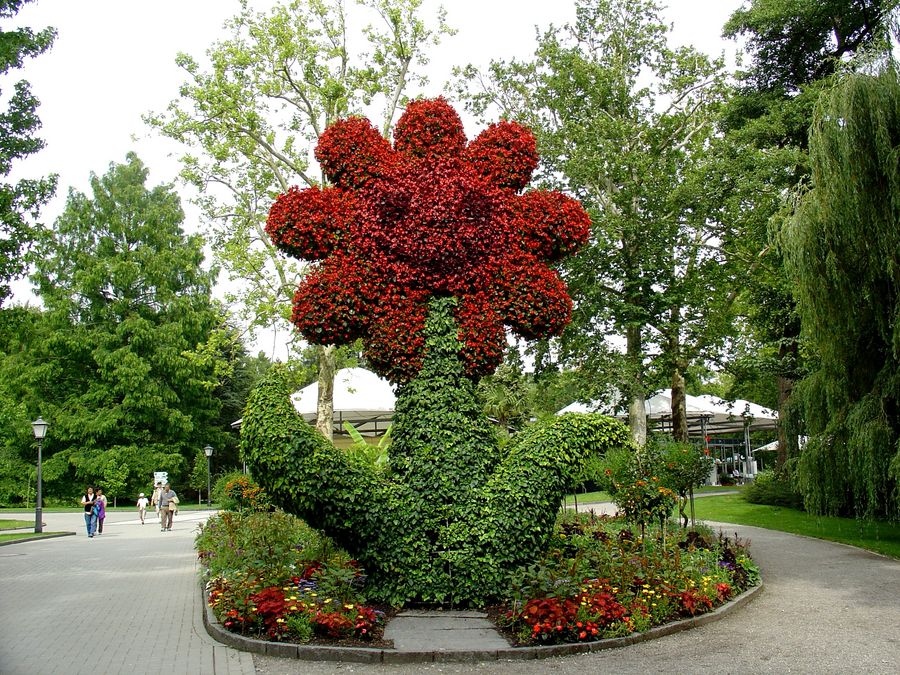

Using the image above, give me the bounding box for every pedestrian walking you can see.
[95,488,108,534]
[136,492,149,524]
[158,483,178,532]
[80,486,97,538]
[150,481,164,525]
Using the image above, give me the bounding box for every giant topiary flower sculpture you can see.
[243,98,632,606]
[265,97,590,382]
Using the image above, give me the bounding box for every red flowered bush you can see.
[266,96,590,383]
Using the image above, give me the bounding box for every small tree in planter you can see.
[242,98,633,605]
[657,439,715,527]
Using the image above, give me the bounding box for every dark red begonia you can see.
[266,97,590,382]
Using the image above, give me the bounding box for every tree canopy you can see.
[4,153,231,501]
[784,68,900,518]
[456,0,735,445]
[147,0,453,436]
[0,0,56,305]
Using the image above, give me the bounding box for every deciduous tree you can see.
[19,153,229,498]
[147,0,452,438]
[0,0,56,305]
[456,0,735,445]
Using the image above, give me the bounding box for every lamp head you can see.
[31,417,49,440]
[204,445,214,458]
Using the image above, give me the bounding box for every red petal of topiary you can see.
[512,191,591,261]
[393,97,466,161]
[464,120,538,191]
[291,255,372,344]
[455,293,506,378]
[315,116,395,188]
[266,186,359,261]
[364,287,430,384]
[495,258,572,339]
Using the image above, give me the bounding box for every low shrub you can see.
[211,471,270,512]
[745,470,804,509]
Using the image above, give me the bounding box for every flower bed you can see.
[197,510,389,645]
[197,507,759,650]
[493,511,760,645]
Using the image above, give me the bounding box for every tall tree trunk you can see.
[626,324,647,447]
[671,366,689,443]
[776,337,797,468]
[316,344,336,440]
[776,373,793,467]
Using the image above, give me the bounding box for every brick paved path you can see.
[0,509,255,675]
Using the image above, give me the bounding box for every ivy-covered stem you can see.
[243,298,634,605]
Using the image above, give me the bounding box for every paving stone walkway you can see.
[3,505,899,674]
[0,509,254,675]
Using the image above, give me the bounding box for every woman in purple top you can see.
[95,488,107,534]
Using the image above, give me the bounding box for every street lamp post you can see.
[742,407,753,482]
[204,445,213,507]
[31,417,49,534]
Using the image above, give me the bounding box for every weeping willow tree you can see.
[784,67,900,519]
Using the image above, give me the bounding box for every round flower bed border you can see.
[201,580,763,664]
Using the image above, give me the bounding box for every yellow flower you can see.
[290,606,298,611]
[344,604,355,610]
[324,598,332,604]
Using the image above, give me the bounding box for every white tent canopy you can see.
[231,367,396,435]
[291,367,396,434]
[557,390,777,437]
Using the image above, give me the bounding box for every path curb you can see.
[201,580,763,663]
[0,531,76,546]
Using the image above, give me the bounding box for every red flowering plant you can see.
[497,511,760,645]
[266,97,589,383]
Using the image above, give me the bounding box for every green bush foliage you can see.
[241,297,634,605]
[745,469,804,509]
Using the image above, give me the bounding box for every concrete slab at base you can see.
[384,611,511,651]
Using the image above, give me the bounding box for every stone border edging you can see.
[0,531,76,546]
[202,581,763,663]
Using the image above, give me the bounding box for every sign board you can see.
[153,471,168,487]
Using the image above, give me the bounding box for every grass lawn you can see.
[693,494,900,560]
[0,531,67,543]
[564,485,739,506]
[0,518,33,530]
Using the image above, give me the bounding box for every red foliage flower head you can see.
[393,97,467,160]
[464,120,538,191]
[267,97,590,383]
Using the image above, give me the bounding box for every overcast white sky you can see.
[8,0,743,358]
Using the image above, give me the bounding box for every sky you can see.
[8,0,744,359]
